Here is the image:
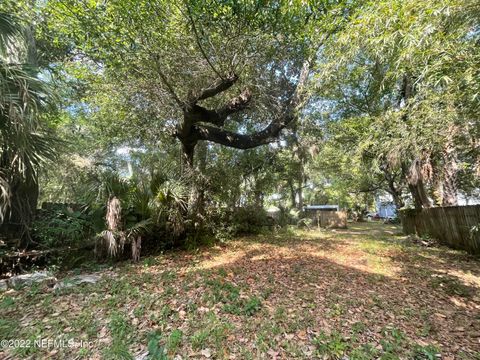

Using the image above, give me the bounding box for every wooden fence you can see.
[306,210,347,229]
[400,205,480,254]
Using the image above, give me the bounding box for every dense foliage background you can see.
[0,0,478,260]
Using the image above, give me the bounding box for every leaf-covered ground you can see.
[1,222,479,359]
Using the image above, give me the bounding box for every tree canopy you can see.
[0,0,478,247]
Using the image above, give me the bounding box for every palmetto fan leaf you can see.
[126,218,153,239]
[84,171,130,206]
[154,178,188,209]
[0,12,23,59]
[0,63,49,114]
[0,12,56,225]
[0,62,55,219]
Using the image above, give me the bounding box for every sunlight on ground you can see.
[1,222,479,359]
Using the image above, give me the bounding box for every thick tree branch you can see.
[210,88,251,125]
[183,88,251,126]
[191,58,312,149]
[194,110,295,149]
[190,73,239,103]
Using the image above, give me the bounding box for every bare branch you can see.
[154,66,184,108]
[191,73,239,103]
[185,3,224,79]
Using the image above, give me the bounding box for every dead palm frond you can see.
[131,236,141,262]
[126,218,153,262]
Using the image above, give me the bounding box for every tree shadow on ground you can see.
[195,241,480,358]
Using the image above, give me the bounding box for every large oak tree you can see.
[46,0,352,165]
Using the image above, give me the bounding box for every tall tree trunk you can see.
[297,155,305,211]
[297,184,304,211]
[254,190,263,208]
[407,181,431,211]
[402,161,431,211]
[399,75,433,211]
[387,180,404,209]
[181,139,208,229]
[181,142,195,171]
[194,141,207,216]
[289,180,296,209]
[0,176,39,248]
[432,173,444,206]
[441,132,459,206]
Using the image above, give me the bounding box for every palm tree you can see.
[88,169,188,261]
[0,12,56,246]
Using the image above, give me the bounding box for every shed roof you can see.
[304,205,339,211]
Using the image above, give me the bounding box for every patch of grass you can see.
[458,351,480,360]
[12,332,43,357]
[349,344,379,359]
[327,303,345,317]
[313,331,349,358]
[109,312,132,339]
[217,267,228,277]
[223,295,262,316]
[242,296,262,316]
[418,321,435,337]
[190,329,209,350]
[146,331,167,360]
[0,296,15,309]
[160,270,177,282]
[401,307,415,319]
[190,313,233,350]
[281,339,303,356]
[142,257,157,267]
[133,304,145,318]
[72,310,99,338]
[256,321,282,352]
[166,329,183,353]
[411,344,441,360]
[103,311,134,359]
[204,278,240,304]
[274,306,287,322]
[204,277,261,315]
[260,286,273,299]
[379,326,405,355]
[107,279,140,306]
[429,275,474,298]
[351,321,367,336]
[371,294,386,309]
[0,317,20,339]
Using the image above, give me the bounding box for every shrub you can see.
[231,205,269,234]
[32,207,93,248]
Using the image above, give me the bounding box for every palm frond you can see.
[130,183,152,219]
[84,171,130,206]
[126,218,153,239]
[0,12,23,59]
[154,179,188,210]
